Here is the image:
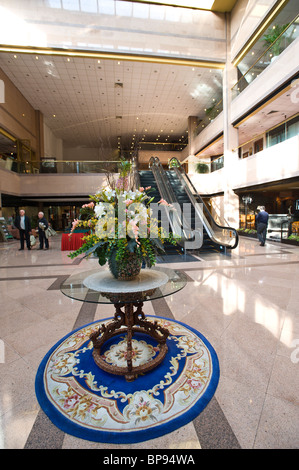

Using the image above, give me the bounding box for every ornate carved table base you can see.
[61,268,187,382]
[90,302,170,381]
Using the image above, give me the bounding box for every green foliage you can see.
[288,234,299,242]
[118,158,132,177]
[205,105,218,120]
[195,162,209,174]
[263,23,289,55]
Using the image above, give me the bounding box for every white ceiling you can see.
[0,52,223,154]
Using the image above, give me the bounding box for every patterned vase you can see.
[108,249,142,281]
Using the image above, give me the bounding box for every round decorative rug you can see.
[35,316,219,444]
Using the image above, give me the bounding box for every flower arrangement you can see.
[68,162,178,279]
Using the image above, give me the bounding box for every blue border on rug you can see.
[35,316,220,444]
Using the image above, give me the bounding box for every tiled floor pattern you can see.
[0,235,298,449]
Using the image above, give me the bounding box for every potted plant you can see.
[68,162,178,280]
[195,162,209,174]
[168,158,180,168]
[237,227,257,238]
[263,23,289,58]
[205,105,218,120]
[281,234,299,246]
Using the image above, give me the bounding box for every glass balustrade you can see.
[0,159,121,174]
[232,15,299,100]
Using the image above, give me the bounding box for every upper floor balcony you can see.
[189,135,299,196]
[232,14,299,100]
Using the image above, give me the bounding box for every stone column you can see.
[188,116,200,157]
[222,14,240,228]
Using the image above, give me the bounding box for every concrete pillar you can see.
[188,116,200,156]
[222,14,240,228]
[35,110,44,165]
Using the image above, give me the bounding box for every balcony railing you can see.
[0,159,121,175]
[191,155,224,174]
[193,98,223,137]
[232,15,299,100]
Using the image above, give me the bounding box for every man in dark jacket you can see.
[256,206,269,246]
[14,209,31,250]
[37,211,49,249]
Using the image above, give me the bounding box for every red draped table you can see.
[61,232,88,251]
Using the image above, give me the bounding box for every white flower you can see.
[94,202,107,218]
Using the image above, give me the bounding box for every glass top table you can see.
[60,267,187,382]
[61,266,187,304]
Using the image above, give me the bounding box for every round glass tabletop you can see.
[61,266,187,304]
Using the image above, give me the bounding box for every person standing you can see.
[37,211,49,250]
[14,209,31,250]
[256,206,269,246]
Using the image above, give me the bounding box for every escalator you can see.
[166,157,238,252]
[138,170,161,203]
[139,156,238,254]
[165,169,219,252]
[138,169,184,256]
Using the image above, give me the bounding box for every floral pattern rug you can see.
[35,316,219,443]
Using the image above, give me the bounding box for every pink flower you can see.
[145,186,151,190]
[139,186,144,192]
[116,176,129,191]
[70,218,79,233]
[128,220,140,244]
[124,199,133,206]
[82,202,94,209]
[158,198,172,207]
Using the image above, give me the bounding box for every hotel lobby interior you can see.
[0,0,299,451]
[0,233,299,449]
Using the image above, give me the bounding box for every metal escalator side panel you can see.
[148,158,193,247]
[168,158,238,249]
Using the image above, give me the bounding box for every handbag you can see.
[30,235,36,246]
[45,226,57,239]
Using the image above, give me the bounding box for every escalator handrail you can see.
[133,159,141,191]
[168,157,239,249]
[148,157,194,244]
[170,156,231,226]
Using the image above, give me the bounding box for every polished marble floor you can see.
[0,234,298,449]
